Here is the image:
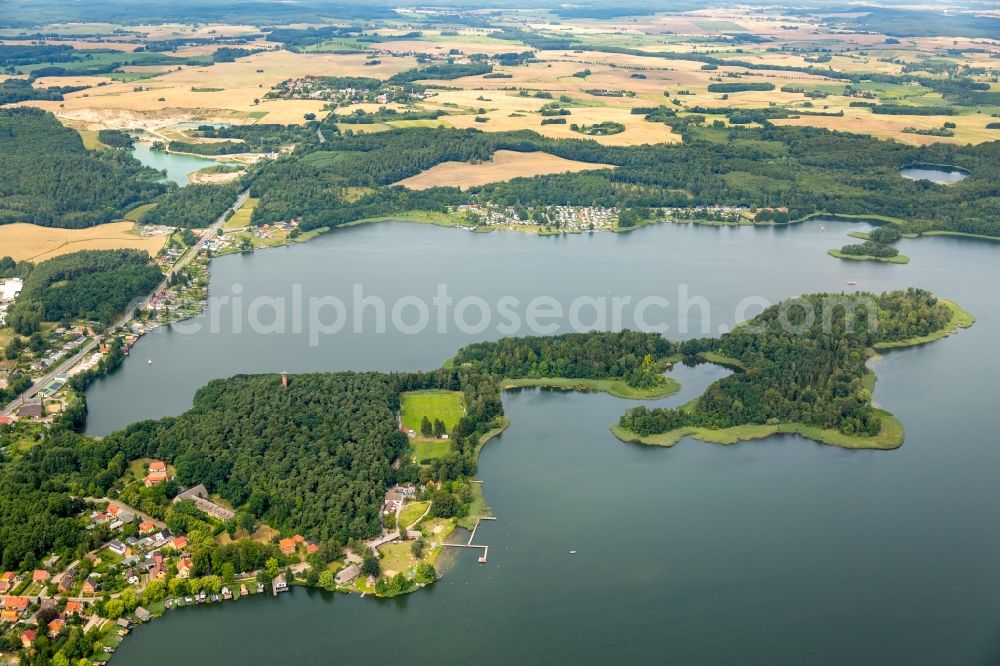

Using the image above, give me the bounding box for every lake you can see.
[99,220,1000,664]
[900,166,969,184]
[131,142,223,186]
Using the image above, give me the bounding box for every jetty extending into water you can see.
[442,516,496,563]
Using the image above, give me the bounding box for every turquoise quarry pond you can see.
[130,142,223,186]
[98,221,1000,664]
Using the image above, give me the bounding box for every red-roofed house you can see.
[171,536,188,551]
[139,520,156,534]
[3,596,29,612]
[1,610,19,623]
[20,629,36,649]
[177,558,192,579]
[48,618,65,637]
[32,570,50,583]
[65,601,83,615]
[144,470,169,487]
[148,460,167,473]
[279,538,297,556]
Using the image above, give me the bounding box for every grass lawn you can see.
[398,501,430,528]
[411,438,452,463]
[501,376,679,399]
[418,517,456,544]
[611,409,905,450]
[125,203,157,222]
[344,209,466,228]
[696,351,747,371]
[378,541,421,578]
[400,390,465,432]
[224,198,258,230]
[457,482,490,530]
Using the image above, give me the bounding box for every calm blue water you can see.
[96,220,1000,664]
[131,142,223,186]
[900,166,968,184]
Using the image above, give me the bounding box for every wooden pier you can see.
[442,516,496,563]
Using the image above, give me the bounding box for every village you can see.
[0,451,462,662]
[266,75,435,107]
[451,203,752,233]
[0,386,493,662]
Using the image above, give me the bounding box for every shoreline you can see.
[610,298,974,451]
[827,248,911,264]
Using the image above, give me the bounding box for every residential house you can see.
[82,574,100,596]
[170,535,188,552]
[32,570,50,584]
[144,470,169,487]
[139,520,157,534]
[56,573,74,593]
[177,558,192,579]
[134,606,152,622]
[0,571,16,593]
[279,538,297,556]
[148,460,167,474]
[335,565,360,586]
[3,596,29,613]
[65,601,83,616]
[20,629,37,649]
[48,618,65,637]
[17,400,42,419]
[149,564,167,581]
[273,574,288,593]
[125,569,141,585]
[1,610,19,623]
[108,540,128,556]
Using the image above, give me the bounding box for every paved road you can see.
[316,126,326,143]
[1,190,249,418]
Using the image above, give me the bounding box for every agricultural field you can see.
[0,221,168,262]
[395,150,615,190]
[4,9,996,148]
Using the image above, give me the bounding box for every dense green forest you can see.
[0,289,964,575]
[452,330,676,389]
[0,364,501,564]
[245,125,1000,237]
[0,108,165,227]
[143,182,242,228]
[8,249,162,328]
[620,289,954,439]
[0,78,85,104]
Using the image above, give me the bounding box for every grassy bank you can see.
[610,409,904,450]
[501,376,680,399]
[827,248,911,264]
[920,230,1000,243]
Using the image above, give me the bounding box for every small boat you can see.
[147,358,152,365]
[569,550,577,555]
[847,281,857,286]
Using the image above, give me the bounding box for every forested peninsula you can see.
[613,290,974,449]
[0,289,971,574]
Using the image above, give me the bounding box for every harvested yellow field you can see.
[773,111,999,146]
[0,222,168,262]
[394,150,616,190]
[22,50,423,130]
